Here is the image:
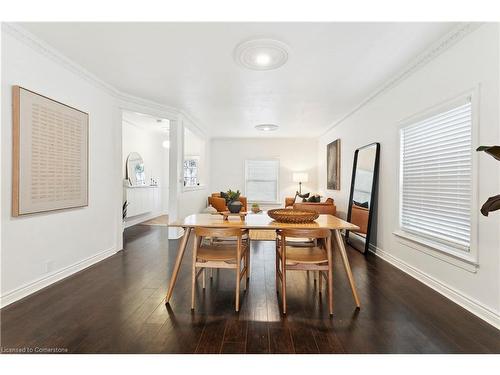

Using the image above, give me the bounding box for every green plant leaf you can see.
[476,145,500,161]
[225,189,241,202]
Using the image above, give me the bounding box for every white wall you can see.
[318,24,500,327]
[211,138,318,207]
[122,121,168,186]
[122,119,168,224]
[184,126,207,186]
[176,119,210,220]
[0,24,208,305]
[1,30,121,306]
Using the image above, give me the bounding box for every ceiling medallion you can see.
[235,39,290,71]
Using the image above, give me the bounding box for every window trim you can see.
[181,120,207,193]
[183,156,200,188]
[395,88,480,268]
[244,159,280,204]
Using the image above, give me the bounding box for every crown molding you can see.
[3,22,480,139]
[1,22,208,136]
[321,22,484,135]
[2,22,120,96]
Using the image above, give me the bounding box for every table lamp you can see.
[292,172,309,195]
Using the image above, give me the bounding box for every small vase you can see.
[228,200,243,213]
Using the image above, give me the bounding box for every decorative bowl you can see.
[267,208,319,223]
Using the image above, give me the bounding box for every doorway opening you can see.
[122,110,170,228]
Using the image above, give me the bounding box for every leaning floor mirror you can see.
[346,142,380,254]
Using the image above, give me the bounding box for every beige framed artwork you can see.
[12,86,89,216]
[327,138,340,190]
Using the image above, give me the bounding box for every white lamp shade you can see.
[292,172,309,183]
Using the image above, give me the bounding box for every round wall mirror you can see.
[126,152,146,186]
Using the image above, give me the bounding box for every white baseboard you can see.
[123,210,165,229]
[368,244,500,330]
[0,246,118,309]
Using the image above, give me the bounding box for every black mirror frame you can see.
[346,142,380,255]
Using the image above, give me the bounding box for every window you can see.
[183,158,199,187]
[399,98,472,252]
[245,160,279,203]
[183,126,206,189]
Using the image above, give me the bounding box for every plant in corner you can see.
[477,146,500,216]
[225,189,243,213]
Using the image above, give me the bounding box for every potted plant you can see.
[251,203,261,213]
[225,189,243,213]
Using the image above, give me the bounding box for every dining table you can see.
[165,212,361,308]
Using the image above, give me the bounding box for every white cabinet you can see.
[124,186,159,218]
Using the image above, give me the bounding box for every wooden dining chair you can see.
[275,228,334,315]
[191,227,250,312]
[206,229,250,280]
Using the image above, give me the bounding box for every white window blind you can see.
[245,160,279,203]
[400,99,472,251]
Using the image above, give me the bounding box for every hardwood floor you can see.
[1,224,499,354]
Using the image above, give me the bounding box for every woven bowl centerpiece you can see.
[267,208,319,223]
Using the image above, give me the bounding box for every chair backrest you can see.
[279,228,331,239]
[195,226,245,238]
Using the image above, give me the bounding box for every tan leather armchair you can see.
[285,197,336,216]
[208,193,248,212]
[350,204,369,235]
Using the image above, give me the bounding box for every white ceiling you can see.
[19,22,458,137]
[122,110,170,136]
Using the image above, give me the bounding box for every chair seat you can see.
[278,237,315,247]
[278,245,328,264]
[197,243,247,262]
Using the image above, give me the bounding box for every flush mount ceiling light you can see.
[255,124,279,132]
[235,39,290,71]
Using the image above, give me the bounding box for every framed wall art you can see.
[12,86,89,216]
[327,139,340,190]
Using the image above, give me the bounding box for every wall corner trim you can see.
[1,22,208,136]
[368,245,500,331]
[321,22,484,135]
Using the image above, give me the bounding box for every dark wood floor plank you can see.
[154,312,207,354]
[1,225,498,354]
[223,318,248,343]
[246,321,270,354]
[195,318,227,354]
[269,322,295,353]
[289,322,319,354]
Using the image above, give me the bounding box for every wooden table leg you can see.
[333,229,361,308]
[165,227,192,304]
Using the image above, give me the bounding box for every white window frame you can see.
[393,89,480,272]
[245,159,280,204]
[183,156,199,188]
[182,123,207,192]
